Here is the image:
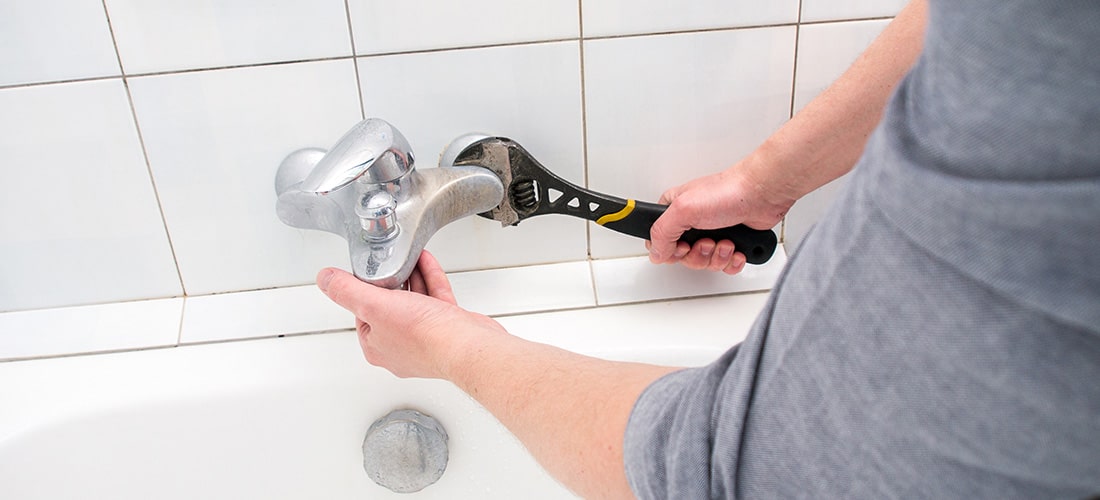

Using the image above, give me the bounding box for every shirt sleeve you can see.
[623,347,741,499]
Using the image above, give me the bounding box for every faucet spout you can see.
[275,119,503,288]
[299,119,414,194]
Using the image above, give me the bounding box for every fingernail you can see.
[317,269,335,292]
[718,247,731,259]
[674,247,689,258]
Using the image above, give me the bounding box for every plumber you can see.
[316,0,1100,498]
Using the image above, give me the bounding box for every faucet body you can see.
[275,119,503,288]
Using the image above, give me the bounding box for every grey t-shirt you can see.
[624,1,1100,498]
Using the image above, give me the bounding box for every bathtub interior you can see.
[0,293,768,499]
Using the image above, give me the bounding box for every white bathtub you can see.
[0,292,770,499]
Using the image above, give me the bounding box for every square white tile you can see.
[448,261,595,316]
[793,19,890,113]
[180,285,351,344]
[348,0,578,55]
[591,246,787,306]
[584,28,796,259]
[358,42,589,271]
[0,298,183,361]
[800,0,907,23]
[582,0,798,38]
[0,0,120,86]
[0,80,181,312]
[127,60,362,295]
[104,0,351,74]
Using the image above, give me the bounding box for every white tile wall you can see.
[104,0,351,74]
[348,0,579,54]
[127,60,361,295]
[0,80,181,312]
[584,27,796,259]
[1,2,901,353]
[0,0,120,86]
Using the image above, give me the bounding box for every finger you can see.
[317,267,387,319]
[707,240,736,271]
[408,265,427,295]
[648,239,689,264]
[416,251,458,305]
[679,239,716,270]
[723,252,748,275]
[661,241,690,264]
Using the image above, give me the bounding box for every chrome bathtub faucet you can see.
[275,118,504,289]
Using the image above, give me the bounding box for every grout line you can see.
[117,55,356,80]
[99,0,188,296]
[791,0,804,119]
[176,328,357,348]
[355,37,579,58]
[176,296,188,346]
[0,74,120,91]
[587,259,601,306]
[582,23,790,42]
[0,343,182,364]
[577,0,596,263]
[342,0,366,119]
[0,295,180,315]
[781,0,806,245]
[578,16,891,43]
[489,288,771,320]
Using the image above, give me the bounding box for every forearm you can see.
[446,330,678,499]
[747,0,928,203]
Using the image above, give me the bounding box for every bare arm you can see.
[648,0,928,270]
[317,253,674,499]
[759,0,928,202]
[450,334,677,499]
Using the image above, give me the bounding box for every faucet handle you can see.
[299,118,414,194]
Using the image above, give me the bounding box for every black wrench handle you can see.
[595,198,777,265]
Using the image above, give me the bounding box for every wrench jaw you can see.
[445,136,595,227]
[446,137,524,227]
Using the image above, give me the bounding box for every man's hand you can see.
[316,250,675,499]
[316,250,505,379]
[647,164,791,274]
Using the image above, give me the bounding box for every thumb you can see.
[317,268,388,319]
[649,202,693,261]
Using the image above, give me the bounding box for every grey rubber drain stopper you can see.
[362,409,449,493]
